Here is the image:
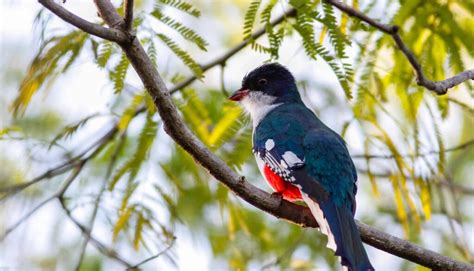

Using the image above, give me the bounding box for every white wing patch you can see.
[281,151,304,167]
[253,149,296,183]
[265,139,275,151]
[302,193,337,252]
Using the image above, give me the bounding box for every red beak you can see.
[228,88,249,101]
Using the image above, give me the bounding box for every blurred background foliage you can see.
[0,0,473,270]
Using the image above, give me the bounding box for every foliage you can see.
[1,0,473,270]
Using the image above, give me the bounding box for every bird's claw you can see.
[271,192,283,204]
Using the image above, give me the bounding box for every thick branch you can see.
[37,0,129,43]
[324,0,474,95]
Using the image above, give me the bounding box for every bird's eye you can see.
[258,78,267,85]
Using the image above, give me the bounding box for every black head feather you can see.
[241,63,301,103]
[241,63,295,88]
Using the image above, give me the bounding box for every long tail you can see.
[302,194,374,271]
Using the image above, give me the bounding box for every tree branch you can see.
[123,0,134,32]
[39,1,474,269]
[324,0,474,95]
[37,0,129,43]
[0,107,145,201]
[127,238,175,270]
[74,131,127,271]
[358,169,474,196]
[59,196,133,268]
[0,161,85,242]
[0,124,119,202]
[352,139,474,159]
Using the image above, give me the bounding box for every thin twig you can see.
[37,0,129,43]
[74,131,128,271]
[324,0,474,95]
[1,106,146,201]
[127,238,176,270]
[352,139,474,159]
[59,196,133,267]
[261,230,307,270]
[124,0,134,31]
[358,169,474,196]
[0,125,118,201]
[0,161,85,242]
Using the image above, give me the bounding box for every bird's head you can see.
[229,63,302,107]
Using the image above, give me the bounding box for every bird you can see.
[228,63,374,271]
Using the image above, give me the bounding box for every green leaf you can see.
[390,175,410,237]
[319,2,350,59]
[109,112,158,190]
[157,33,203,78]
[113,206,134,241]
[133,212,146,250]
[118,94,145,132]
[110,52,130,93]
[207,105,242,149]
[11,31,87,116]
[152,9,208,51]
[97,41,113,68]
[49,113,98,148]
[419,179,431,220]
[243,0,261,40]
[364,139,379,197]
[156,0,201,17]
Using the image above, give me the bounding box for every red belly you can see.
[263,164,302,201]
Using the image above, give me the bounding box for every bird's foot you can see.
[270,192,283,205]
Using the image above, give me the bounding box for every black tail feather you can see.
[321,200,374,271]
[304,195,374,271]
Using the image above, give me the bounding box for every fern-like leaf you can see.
[319,2,350,59]
[109,112,158,191]
[157,0,201,17]
[152,9,208,51]
[97,41,113,68]
[243,0,261,40]
[11,31,87,116]
[110,52,130,93]
[157,33,203,78]
[49,113,99,148]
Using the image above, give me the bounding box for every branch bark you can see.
[38,1,474,270]
[324,0,474,95]
[123,0,134,32]
[352,139,474,160]
[37,0,129,43]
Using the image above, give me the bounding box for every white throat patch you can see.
[240,91,282,127]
